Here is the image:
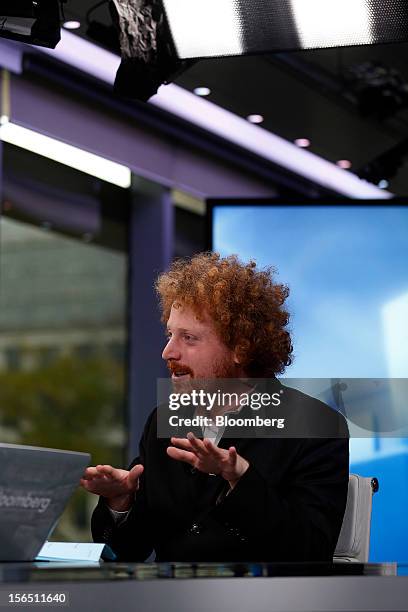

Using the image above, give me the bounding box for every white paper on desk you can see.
[36,541,105,562]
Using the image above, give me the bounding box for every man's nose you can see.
[162,337,181,361]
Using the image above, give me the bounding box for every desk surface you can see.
[0,562,407,612]
[0,560,404,581]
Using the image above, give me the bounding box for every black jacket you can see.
[92,385,349,562]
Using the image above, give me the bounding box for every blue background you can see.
[212,203,408,562]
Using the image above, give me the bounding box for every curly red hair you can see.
[155,252,293,377]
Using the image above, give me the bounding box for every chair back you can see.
[333,473,378,562]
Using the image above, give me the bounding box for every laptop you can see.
[0,443,90,561]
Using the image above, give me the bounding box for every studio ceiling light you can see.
[290,0,373,49]
[337,160,352,169]
[247,114,264,124]
[0,120,131,188]
[163,0,244,58]
[294,138,311,148]
[162,0,408,59]
[193,87,211,96]
[86,0,408,101]
[63,20,81,30]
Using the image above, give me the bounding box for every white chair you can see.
[333,473,379,562]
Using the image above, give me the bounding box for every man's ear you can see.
[232,349,240,365]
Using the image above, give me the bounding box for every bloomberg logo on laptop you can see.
[0,488,51,513]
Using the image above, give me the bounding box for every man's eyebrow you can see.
[166,326,201,334]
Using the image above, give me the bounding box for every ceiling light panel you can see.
[162,0,244,58]
[163,0,408,58]
[291,0,373,48]
[0,121,131,188]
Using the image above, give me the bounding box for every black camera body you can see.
[0,0,61,48]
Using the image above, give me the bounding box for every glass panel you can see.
[0,144,129,541]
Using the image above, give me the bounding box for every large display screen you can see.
[209,199,408,562]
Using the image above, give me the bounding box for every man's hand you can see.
[167,433,249,488]
[80,464,144,511]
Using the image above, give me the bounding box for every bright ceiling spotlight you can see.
[193,87,211,96]
[247,114,264,124]
[63,20,81,30]
[336,160,352,169]
[294,138,311,148]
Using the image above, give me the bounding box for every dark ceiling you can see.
[62,0,408,195]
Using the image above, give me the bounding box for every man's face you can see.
[162,303,241,385]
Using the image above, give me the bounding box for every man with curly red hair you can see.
[84,252,349,562]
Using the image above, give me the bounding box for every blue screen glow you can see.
[212,203,408,562]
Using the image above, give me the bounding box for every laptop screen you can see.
[0,443,90,561]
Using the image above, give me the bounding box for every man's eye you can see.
[184,335,195,342]
[166,332,172,339]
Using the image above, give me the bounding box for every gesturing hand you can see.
[80,464,144,511]
[167,432,249,488]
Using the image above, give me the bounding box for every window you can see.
[0,144,130,540]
